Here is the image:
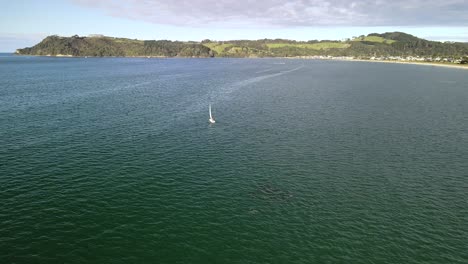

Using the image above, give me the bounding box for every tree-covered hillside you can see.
[16,35,213,57]
[16,32,468,59]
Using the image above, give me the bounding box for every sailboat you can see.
[209,104,216,124]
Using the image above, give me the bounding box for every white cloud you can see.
[71,0,468,27]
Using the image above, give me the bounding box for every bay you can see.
[1,55,467,263]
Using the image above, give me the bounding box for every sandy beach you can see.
[348,59,468,70]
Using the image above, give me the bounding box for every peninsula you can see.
[16,32,468,65]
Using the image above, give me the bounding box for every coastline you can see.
[13,54,173,59]
[12,53,468,70]
[345,59,468,70]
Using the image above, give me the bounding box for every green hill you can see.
[16,35,213,57]
[16,32,468,59]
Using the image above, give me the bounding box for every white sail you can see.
[209,104,215,123]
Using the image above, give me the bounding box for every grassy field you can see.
[227,46,243,53]
[266,42,350,50]
[353,36,396,44]
[202,43,234,54]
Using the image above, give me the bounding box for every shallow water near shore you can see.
[1,55,467,263]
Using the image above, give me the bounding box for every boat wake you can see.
[220,65,304,95]
[169,65,304,125]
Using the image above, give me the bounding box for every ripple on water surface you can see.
[1,57,468,263]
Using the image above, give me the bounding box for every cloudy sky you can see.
[1,0,467,51]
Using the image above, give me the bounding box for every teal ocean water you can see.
[1,54,467,263]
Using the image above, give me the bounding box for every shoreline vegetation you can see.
[15,31,468,70]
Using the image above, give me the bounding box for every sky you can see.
[1,0,467,52]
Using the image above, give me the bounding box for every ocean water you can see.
[1,54,467,263]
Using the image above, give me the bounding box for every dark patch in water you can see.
[251,184,294,201]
